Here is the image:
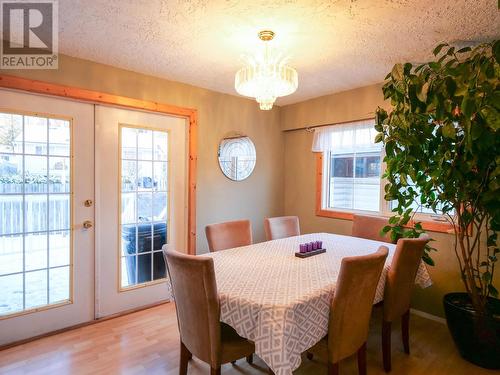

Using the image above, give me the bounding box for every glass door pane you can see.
[0,112,71,317]
[119,126,168,289]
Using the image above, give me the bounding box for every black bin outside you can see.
[122,222,167,284]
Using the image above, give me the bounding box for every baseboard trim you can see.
[0,300,171,351]
[410,308,446,324]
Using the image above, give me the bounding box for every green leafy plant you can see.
[375,41,499,315]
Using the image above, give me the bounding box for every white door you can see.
[0,90,94,345]
[95,105,187,317]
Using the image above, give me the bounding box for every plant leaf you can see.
[488,284,498,298]
[417,82,429,103]
[457,46,471,54]
[461,94,475,118]
[493,40,500,63]
[391,63,404,82]
[422,253,435,266]
[433,43,448,56]
[442,123,456,139]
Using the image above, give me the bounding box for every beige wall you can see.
[280,84,466,318]
[0,54,284,253]
[281,83,389,131]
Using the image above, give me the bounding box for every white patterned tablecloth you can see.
[204,233,432,375]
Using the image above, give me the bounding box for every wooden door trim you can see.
[0,74,197,254]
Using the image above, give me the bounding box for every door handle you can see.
[83,220,93,229]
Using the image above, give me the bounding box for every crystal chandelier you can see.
[235,30,298,110]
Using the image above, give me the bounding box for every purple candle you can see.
[299,244,307,253]
[311,241,317,250]
[317,240,323,249]
[306,242,313,252]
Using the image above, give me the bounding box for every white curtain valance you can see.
[311,118,381,154]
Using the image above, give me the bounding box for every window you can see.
[313,119,451,232]
[314,119,382,213]
[0,112,72,316]
[327,152,381,212]
[119,126,168,289]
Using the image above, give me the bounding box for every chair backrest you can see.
[328,246,389,363]
[205,219,252,252]
[383,234,429,322]
[352,214,394,243]
[163,249,221,366]
[264,216,300,240]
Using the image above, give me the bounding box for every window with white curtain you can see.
[313,119,382,213]
[312,119,450,224]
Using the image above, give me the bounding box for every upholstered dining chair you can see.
[352,214,395,244]
[307,246,389,375]
[205,219,252,252]
[264,216,300,240]
[163,249,255,375]
[381,234,430,372]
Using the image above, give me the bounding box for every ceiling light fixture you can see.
[235,30,298,110]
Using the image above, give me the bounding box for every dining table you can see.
[203,232,432,375]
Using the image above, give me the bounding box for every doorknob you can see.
[83,220,93,229]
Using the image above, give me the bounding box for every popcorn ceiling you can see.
[56,0,499,105]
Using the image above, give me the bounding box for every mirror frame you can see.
[217,134,256,181]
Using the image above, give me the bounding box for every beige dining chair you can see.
[264,216,300,240]
[163,249,255,375]
[381,234,430,372]
[352,214,395,244]
[205,219,252,252]
[307,246,389,375]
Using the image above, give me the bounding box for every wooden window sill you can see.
[316,208,453,234]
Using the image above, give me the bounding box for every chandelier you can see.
[235,30,298,110]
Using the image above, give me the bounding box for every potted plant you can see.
[375,41,499,369]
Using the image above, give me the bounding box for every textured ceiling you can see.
[57,0,499,106]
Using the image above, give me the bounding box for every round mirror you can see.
[218,134,256,181]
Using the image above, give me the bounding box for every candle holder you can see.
[295,241,326,258]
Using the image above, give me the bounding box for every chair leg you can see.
[210,367,221,375]
[306,352,314,360]
[382,320,392,372]
[179,341,191,375]
[402,309,410,354]
[357,342,367,375]
[246,354,253,364]
[328,361,339,375]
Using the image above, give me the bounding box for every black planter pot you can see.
[443,292,500,369]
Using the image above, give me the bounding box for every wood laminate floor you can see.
[0,303,497,375]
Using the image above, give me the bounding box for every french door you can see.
[0,90,94,345]
[95,105,187,318]
[0,91,188,344]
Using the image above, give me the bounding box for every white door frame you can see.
[0,89,95,345]
[94,105,188,318]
